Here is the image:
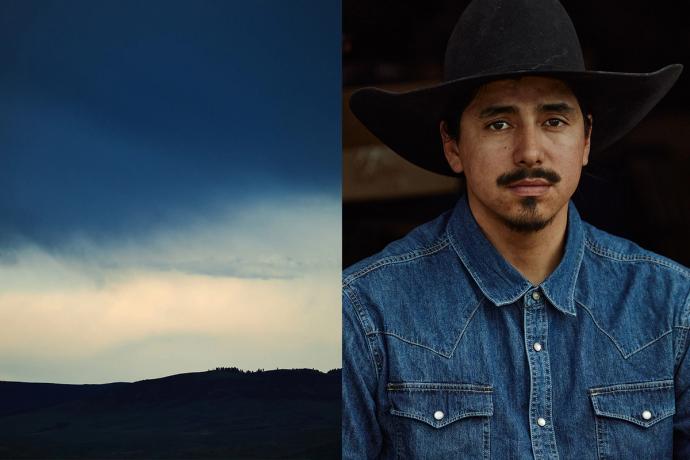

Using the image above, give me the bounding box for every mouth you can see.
[506,179,553,197]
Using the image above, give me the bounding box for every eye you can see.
[487,120,511,131]
[544,118,566,128]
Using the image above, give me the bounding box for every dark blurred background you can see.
[343,0,690,268]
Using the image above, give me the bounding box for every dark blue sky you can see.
[0,0,340,249]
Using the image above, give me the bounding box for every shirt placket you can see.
[524,288,559,460]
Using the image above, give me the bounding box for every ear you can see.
[440,121,464,173]
[582,114,592,166]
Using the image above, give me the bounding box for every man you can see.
[342,0,689,458]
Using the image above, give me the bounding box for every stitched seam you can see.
[589,384,675,430]
[389,409,492,427]
[387,384,492,392]
[628,329,674,356]
[343,287,381,381]
[387,388,491,393]
[342,238,450,287]
[575,300,672,359]
[569,235,585,314]
[594,409,605,460]
[590,410,674,427]
[675,328,690,378]
[366,297,485,358]
[365,298,484,358]
[588,380,674,394]
[682,288,690,325]
[483,416,490,460]
[524,305,539,460]
[675,326,690,372]
[447,297,486,357]
[575,300,629,358]
[675,289,690,375]
[543,307,560,460]
[343,287,372,332]
[584,239,690,277]
[370,331,452,358]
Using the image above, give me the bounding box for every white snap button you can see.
[533,342,543,352]
[532,291,541,301]
[537,417,546,427]
[642,410,652,420]
[434,410,445,420]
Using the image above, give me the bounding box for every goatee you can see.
[501,197,556,233]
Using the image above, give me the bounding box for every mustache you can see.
[496,168,562,187]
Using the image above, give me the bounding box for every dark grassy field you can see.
[0,368,341,459]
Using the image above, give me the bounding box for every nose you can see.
[513,124,544,167]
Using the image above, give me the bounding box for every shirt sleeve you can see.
[342,289,383,459]
[674,289,690,459]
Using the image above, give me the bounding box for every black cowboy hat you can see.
[349,0,683,177]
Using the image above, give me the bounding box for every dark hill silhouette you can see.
[0,368,341,459]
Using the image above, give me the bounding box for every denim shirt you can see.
[342,196,690,460]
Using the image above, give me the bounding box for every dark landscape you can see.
[0,368,341,459]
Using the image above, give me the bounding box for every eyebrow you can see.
[478,105,516,118]
[478,102,576,118]
[539,102,576,114]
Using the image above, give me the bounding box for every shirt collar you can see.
[445,195,584,316]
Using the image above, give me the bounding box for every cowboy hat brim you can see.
[349,64,683,177]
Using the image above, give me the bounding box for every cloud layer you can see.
[0,197,341,383]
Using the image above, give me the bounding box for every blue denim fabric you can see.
[343,196,690,459]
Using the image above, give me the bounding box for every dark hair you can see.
[441,78,593,141]
[440,87,480,141]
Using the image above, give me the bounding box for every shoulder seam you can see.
[584,238,690,278]
[343,237,450,287]
[343,287,381,381]
[676,283,690,329]
[675,288,690,373]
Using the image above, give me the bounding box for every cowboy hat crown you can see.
[445,0,584,78]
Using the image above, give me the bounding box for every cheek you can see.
[550,137,587,175]
[462,154,490,181]
[463,156,505,198]
[460,137,508,177]
[557,155,586,192]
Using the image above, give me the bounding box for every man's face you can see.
[442,76,591,233]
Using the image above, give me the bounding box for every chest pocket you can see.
[387,382,493,460]
[589,380,675,460]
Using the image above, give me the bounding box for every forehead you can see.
[466,76,579,111]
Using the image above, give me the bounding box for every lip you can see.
[507,179,552,197]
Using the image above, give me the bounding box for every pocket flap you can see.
[588,380,675,428]
[387,382,493,429]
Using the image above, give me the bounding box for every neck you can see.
[468,197,569,285]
